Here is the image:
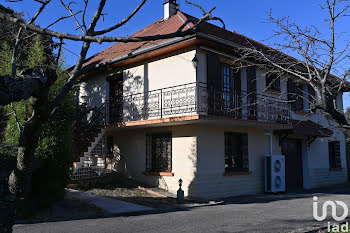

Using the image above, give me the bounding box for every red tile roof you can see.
[82,11,194,69]
[81,11,347,87]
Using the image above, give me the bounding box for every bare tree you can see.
[231,0,350,139]
[0,1,222,232]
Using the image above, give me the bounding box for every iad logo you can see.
[313,196,348,222]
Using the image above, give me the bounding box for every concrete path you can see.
[66,189,153,214]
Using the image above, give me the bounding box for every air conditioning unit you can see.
[265,155,285,193]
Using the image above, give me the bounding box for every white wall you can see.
[123,50,197,95]
[79,74,108,108]
[109,125,198,196]
[192,124,281,199]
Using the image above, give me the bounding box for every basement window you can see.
[146,132,172,172]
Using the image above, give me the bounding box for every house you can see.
[73,0,349,199]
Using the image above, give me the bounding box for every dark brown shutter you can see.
[107,136,114,154]
[246,66,257,94]
[241,133,249,170]
[329,141,341,169]
[107,73,123,123]
[207,53,221,91]
[287,79,297,110]
[234,69,241,94]
[334,141,341,168]
[308,85,316,111]
[234,69,242,118]
[246,67,257,119]
[295,83,304,110]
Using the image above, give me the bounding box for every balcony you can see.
[103,82,291,126]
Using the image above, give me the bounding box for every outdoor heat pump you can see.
[265,155,285,193]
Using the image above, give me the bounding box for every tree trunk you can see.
[0,87,50,233]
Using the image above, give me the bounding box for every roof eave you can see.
[78,34,198,79]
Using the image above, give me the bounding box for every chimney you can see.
[163,0,178,20]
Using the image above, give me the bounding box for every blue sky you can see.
[3,0,350,109]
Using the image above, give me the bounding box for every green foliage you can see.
[4,102,27,143]
[0,41,12,76]
[0,42,12,142]
[26,35,46,69]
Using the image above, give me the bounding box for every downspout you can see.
[264,132,273,155]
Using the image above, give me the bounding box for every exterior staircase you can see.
[73,128,106,170]
[71,103,110,180]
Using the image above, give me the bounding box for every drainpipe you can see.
[264,132,273,155]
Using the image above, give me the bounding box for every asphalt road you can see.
[13,185,350,233]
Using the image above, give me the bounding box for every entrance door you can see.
[281,138,303,192]
[107,73,123,123]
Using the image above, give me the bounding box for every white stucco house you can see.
[73,0,349,199]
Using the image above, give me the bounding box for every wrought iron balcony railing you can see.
[102,82,291,125]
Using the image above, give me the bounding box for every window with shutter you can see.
[224,132,249,172]
[329,141,341,169]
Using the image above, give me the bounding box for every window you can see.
[329,141,341,169]
[266,73,281,91]
[224,132,249,172]
[222,65,241,107]
[223,65,234,109]
[146,133,172,172]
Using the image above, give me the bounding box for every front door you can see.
[281,138,303,192]
[108,73,123,123]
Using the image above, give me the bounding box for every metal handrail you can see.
[86,82,291,125]
[120,82,289,104]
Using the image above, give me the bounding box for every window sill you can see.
[143,172,174,177]
[224,171,252,176]
[265,89,282,95]
[329,168,342,171]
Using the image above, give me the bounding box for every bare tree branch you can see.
[59,0,85,35]
[92,0,146,36]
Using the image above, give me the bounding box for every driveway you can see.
[13,183,350,233]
